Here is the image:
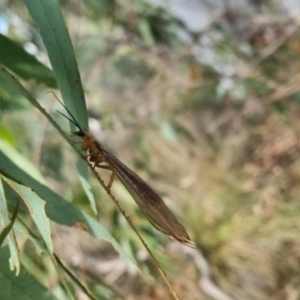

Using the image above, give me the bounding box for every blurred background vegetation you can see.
[2,0,300,299]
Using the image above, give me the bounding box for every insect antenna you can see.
[57,111,81,129]
[48,91,84,133]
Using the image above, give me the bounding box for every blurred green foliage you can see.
[1,0,300,299]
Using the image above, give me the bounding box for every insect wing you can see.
[101,148,195,247]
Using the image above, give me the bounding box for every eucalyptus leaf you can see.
[0,246,60,300]
[4,178,53,254]
[0,34,57,88]
[0,176,20,275]
[0,149,137,271]
[22,0,96,215]
[0,140,45,184]
[0,199,19,247]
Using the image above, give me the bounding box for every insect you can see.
[56,97,195,248]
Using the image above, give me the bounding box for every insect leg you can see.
[88,153,101,169]
[96,165,116,189]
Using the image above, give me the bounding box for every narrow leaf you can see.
[21,0,96,216]
[0,140,45,184]
[0,246,60,300]
[0,176,20,275]
[22,0,87,125]
[14,218,46,257]
[4,178,53,254]
[0,34,57,88]
[0,199,19,247]
[0,149,137,271]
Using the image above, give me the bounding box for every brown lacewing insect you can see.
[56,97,195,248]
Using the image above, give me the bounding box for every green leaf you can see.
[0,246,60,300]
[22,0,96,215]
[22,0,88,130]
[0,176,20,275]
[13,220,95,300]
[4,178,53,254]
[0,125,16,147]
[78,167,98,214]
[0,149,137,271]
[0,193,19,247]
[0,140,45,184]
[0,66,29,113]
[14,218,47,257]
[0,34,57,88]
